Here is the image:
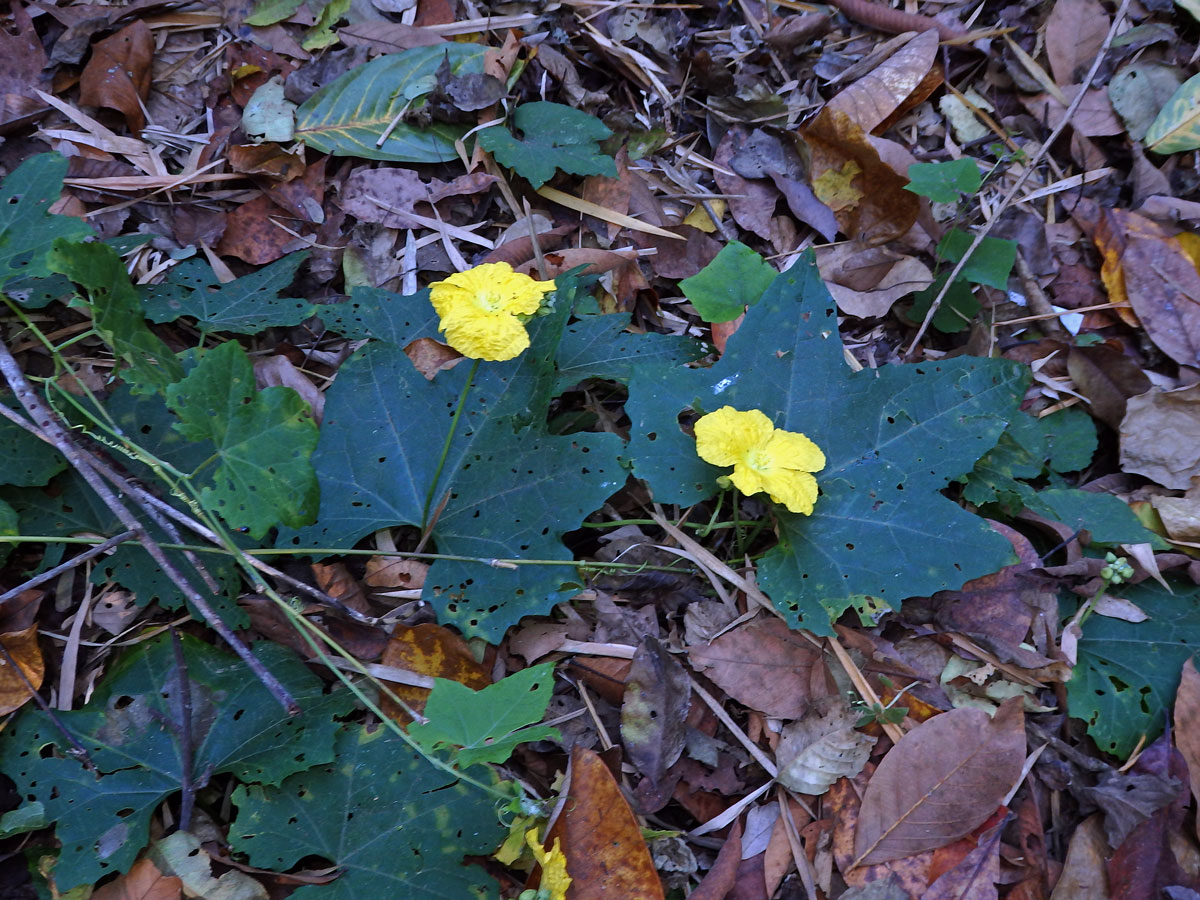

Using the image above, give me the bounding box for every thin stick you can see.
[0,341,299,715]
[0,530,135,606]
[170,628,198,832]
[905,0,1132,357]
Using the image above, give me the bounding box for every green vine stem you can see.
[423,358,480,528]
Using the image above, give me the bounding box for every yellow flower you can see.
[429,263,556,361]
[694,406,825,515]
[525,829,572,900]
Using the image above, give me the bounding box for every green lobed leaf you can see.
[1027,488,1169,549]
[142,253,316,333]
[295,44,487,163]
[1069,579,1200,756]
[229,725,503,900]
[280,284,625,639]
[0,634,348,890]
[0,155,93,296]
[302,0,350,50]
[408,663,559,768]
[244,0,305,26]
[48,240,184,394]
[679,241,778,323]
[905,158,982,203]
[904,274,979,334]
[165,341,319,539]
[478,101,617,189]
[625,253,1025,633]
[317,285,440,344]
[554,313,706,391]
[937,228,1017,290]
[1146,71,1200,154]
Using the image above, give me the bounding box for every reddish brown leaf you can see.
[403,337,464,380]
[547,746,665,900]
[228,143,306,182]
[1043,0,1110,87]
[829,769,932,897]
[825,30,938,134]
[379,623,490,722]
[922,818,1003,900]
[0,2,49,133]
[688,616,833,719]
[687,819,743,900]
[1066,344,1152,430]
[79,20,153,132]
[799,108,919,246]
[91,858,182,900]
[1174,658,1200,817]
[853,698,1026,866]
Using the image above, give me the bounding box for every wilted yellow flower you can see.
[694,406,825,515]
[525,829,572,900]
[429,262,556,361]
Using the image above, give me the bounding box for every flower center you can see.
[746,448,773,472]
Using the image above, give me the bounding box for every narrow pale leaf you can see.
[1146,72,1200,154]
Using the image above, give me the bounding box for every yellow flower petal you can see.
[694,406,774,467]
[761,469,820,515]
[428,263,556,361]
[525,830,572,900]
[763,429,825,474]
[440,306,530,361]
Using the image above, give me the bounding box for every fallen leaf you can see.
[621,636,691,804]
[547,746,665,900]
[79,20,153,132]
[228,143,306,181]
[686,819,742,900]
[148,831,266,900]
[341,167,499,228]
[714,126,780,240]
[1048,814,1109,899]
[776,695,876,794]
[1153,481,1200,542]
[817,243,933,318]
[1044,0,1110,86]
[1121,384,1200,490]
[1146,72,1200,154]
[403,337,464,380]
[1173,658,1200,815]
[1076,766,1180,849]
[688,616,833,719]
[923,818,1003,900]
[1023,87,1124,137]
[1108,63,1184,142]
[830,769,932,897]
[0,2,49,133]
[90,857,182,900]
[853,698,1026,866]
[1067,343,1152,430]
[379,623,490,722]
[799,108,919,245]
[826,30,938,134]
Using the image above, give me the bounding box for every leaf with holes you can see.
[295,44,487,163]
[1068,578,1200,757]
[625,252,1026,633]
[0,154,93,297]
[0,404,67,487]
[166,340,319,539]
[279,278,624,639]
[141,253,317,334]
[0,634,347,891]
[228,725,504,900]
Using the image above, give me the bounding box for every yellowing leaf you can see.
[812,160,864,212]
[526,830,572,900]
[1146,71,1200,154]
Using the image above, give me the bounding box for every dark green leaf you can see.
[1027,488,1169,548]
[679,241,778,323]
[141,253,316,333]
[0,155,93,295]
[295,45,487,163]
[905,159,982,203]
[905,273,979,334]
[555,313,706,390]
[229,725,503,900]
[1069,579,1200,756]
[625,253,1024,633]
[0,405,67,486]
[0,635,347,890]
[409,663,559,768]
[166,341,319,539]
[479,101,617,188]
[316,285,439,345]
[279,290,624,639]
[48,241,183,394]
[937,228,1017,290]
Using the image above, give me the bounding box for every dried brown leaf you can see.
[923,818,1003,900]
[546,747,665,900]
[79,20,153,132]
[688,617,832,719]
[714,127,779,240]
[403,337,464,380]
[1174,659,1200,816]
[1067,344,1152,430]
[621,636,691,792]
[1048,814,1109,899]
[826,30,939,134]
[379,623,490,722]
[853,698,1026,866]
[799,108,919,246]
[1121,384,1200,490]
[776,696,875,794]
[817,244,933,318]
[830,769,932,897]
[686,819,742,900]
[1044,0,1110,87]
[91,858,183,900]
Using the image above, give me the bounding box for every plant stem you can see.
[422,358,480,528]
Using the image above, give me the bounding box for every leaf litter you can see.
[1,0,1200,897]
